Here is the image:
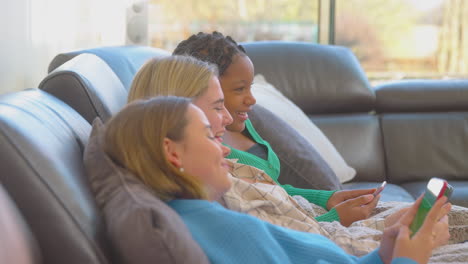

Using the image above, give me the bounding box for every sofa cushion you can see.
[83,119,209,264]
[381,112,468,184]
[243,41,375,114]
[249,104,342,190]
[251,74,355,184]
[310,114,386,183]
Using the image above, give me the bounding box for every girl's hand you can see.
[326,189,376,210]
[379,195,451,264]
[385,207,409,227]
[432,215,450,248]
[334,194,380,227]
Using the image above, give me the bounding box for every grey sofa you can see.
[39,42,468,208]
[1,41,467,264]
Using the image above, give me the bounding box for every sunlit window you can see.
[336,0,468,83]
[148,0,319,52]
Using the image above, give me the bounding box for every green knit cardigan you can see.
[225,119,339,222]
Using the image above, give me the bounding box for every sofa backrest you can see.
[243,41,385,182]
[48,45,170,90]
[376,80,468,184]
[0,89,111,264]
[40,54,127,123]
[0,183,42,264]
[243,41,374,114]
[41,46,170,123]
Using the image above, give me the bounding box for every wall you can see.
[0,0,129,94]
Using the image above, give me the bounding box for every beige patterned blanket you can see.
[220,160,468,262]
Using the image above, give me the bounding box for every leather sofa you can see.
[1,41,467,264]
[38,42,468,207]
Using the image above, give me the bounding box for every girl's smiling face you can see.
[167,104,232,201]
[219,54,256,133]
[192,76,233,143]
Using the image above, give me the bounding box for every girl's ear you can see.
[163,137,183,168]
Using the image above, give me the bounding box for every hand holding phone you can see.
[373,181,387,197]
[409,178,453,235]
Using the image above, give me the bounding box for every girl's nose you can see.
[245,91,256,106]
[222,107,233,126]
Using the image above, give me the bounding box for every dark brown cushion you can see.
[249,105,342,190]
[83,119,209,264]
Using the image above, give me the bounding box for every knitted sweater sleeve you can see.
[170,200,417,264]
[281,184,340,222]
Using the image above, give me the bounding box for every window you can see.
[335,0,468,83]
[148,0,319,51]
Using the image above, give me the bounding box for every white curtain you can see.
[0,0,131,94]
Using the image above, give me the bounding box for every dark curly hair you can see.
[173,31,246,76]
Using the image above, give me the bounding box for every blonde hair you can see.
[128,55,219,102]
[104,96,207,200]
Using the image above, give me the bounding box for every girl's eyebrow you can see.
[212,98,224,105]
[232,80,248,85]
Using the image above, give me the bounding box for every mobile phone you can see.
[409,178,453,235]
[373,181,387,197]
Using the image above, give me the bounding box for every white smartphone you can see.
[373,181,387,197]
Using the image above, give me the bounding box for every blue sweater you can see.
[168,199,417,264]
